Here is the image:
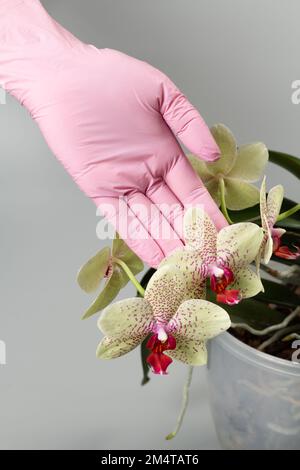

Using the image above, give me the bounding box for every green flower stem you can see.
[276,204,300,222]
[113,258,145,297]
[219,178,234,224]
[165,366,194,440]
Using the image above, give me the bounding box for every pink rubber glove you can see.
[0,0,227,267]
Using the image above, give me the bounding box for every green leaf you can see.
[256,279,300,307]
[228,204,260,223]
[140,335,151,385]
[269,150,300,179]
[225,300,287,330]
[227,197,300,230]
[77,247,111,293]
[138,269,156,385]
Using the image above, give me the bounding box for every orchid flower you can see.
[258,177,300,263]
[258,177,285,264]
[189,124,268,210]
[96,266,230,374]
[161,207,264,305]
[77,234,143,319]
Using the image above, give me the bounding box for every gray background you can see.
[0,0,299,450]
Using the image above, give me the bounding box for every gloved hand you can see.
[0,0,227,267]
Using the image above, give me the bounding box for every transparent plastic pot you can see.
[207,332,300,450]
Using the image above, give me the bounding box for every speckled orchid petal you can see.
[258,179,285,265]
[224,178,260,210]
[231,267,263,298]
[262,214,273,263]
[160,248,199,272]
[227,143,268,182]
[184,207,217,261]
[98,297,153,337]
[77,246,111,293]
[144,266,191,324]
[168,337,208,366]
[267,184,284,227]
[96,336,143,359]
[260,177,268,231]
[217,222,264,271]
[96,298,153,359]
[167,299,231,365]
[209,124,238,175]
[159,250,206,299]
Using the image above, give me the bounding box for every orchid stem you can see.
[219,178,234,224]
[165,366,194,440]
[113,258,145,297]
[276,204,300,222]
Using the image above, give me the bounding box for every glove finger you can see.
[126,192,184,261]
[164,154,228,231]
[146,180,184,239]
[95,196,164,268]
[159,74,220,161]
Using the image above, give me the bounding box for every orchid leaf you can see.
[269,150,300,179]
[139,269,156,385]
[256,278,300,308]
[227,197,300,229]
[141,335,151,385]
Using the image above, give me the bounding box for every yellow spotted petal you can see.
[188,154,214,182]
[144,266,191,323]
[168,338,208,366]
[267,185,284,227]
[98,297,153,337]
[168,299,231,341]
[224,178,260,210]
[184,207,217,260]
[260,177,268,232]
[208,124,237,175]
[77,246,111,293]
[96,336,143,359]
[160,248,199,272]
[159,250,206,300]
[217,222,264,270]
[96,298,153,360]
[231,267,264,298]
[168,299,231,365]
[261,214,273,264]
[228,143,268,182]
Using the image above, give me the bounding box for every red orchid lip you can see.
[274,244,300,260]
[217,289,241,305]
[146,333,176,375]
[210,265,234,294]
